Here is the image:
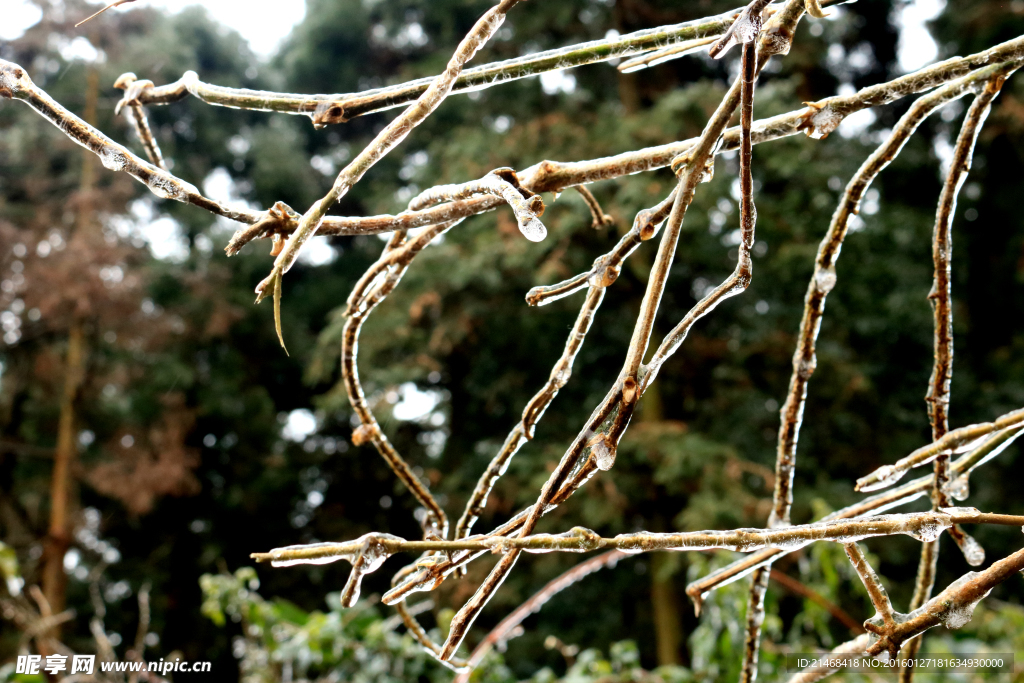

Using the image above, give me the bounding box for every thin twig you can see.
[843,544,896,641]
[525,191,673,306]
[901,70,1008,683]
[573,185,615,229]
[618,36,720,73]
[114,73,166,170]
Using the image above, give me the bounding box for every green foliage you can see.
[201,567,454,683]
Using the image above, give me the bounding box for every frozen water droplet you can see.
[592,437,616,471]
[147,175,180,200]
[815,265,837,294]
[0,64,26,97]
[957,533,985,567]
[857,464,905,492]
[519,216,547,242]
[100,148,127,172]
[613,533,650,554]
[732,15,761,44]
[483,536,515,555]
[907,515,953,543]
[803,104,845,140]
[937,573,990,629]
[945,473,970,501]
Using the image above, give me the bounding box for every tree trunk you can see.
[42,321,85,624]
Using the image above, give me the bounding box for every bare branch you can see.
[843,544,896,643]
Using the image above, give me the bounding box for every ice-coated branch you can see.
[926,74,1005,509]
[843,544,896,639]
[252,511,1022,564]
[684,425,1024,612]
[856,406,1024,492]
[125,3,830,125]
[454,550,627,681]
[0,58,261,224]
[340,221,462,537]
[207,42,1024,255]
[409,167,547,241]
[113,73,166,170]
[866,545,1024,659]
[524,191,673,306]
[900,70,1008,681]
[254,0,523,303]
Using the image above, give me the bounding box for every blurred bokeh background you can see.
[2,0,1024,680]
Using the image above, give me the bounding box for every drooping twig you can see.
[341,221,462,536]
[927,74,1005,511]
[75,0,137,27]
[254,0,523,304]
